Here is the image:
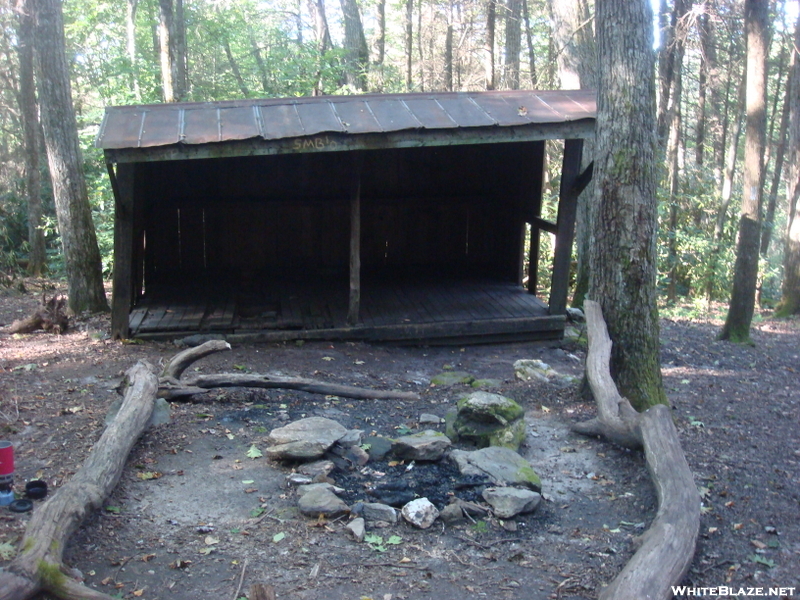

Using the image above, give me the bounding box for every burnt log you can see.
[573,300,700,600]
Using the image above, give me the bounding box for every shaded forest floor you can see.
[0,280,798,599]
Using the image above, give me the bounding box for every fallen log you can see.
[0,361,158,600]
[573,301,700,600]
[156,340,420,401]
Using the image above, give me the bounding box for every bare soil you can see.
[0,281,798,600]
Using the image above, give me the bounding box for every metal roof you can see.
[96,90,595,151]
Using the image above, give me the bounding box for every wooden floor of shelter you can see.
[128,278,565,344]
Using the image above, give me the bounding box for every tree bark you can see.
[0,362,158,600]
[376,0,386,67]
[126,0,140,100]
[588,0,666,410]
[405,0,413,89]
[720,0,769,342]
[521,0,536,87]
[485,0,496,90]
[503,0,521,89]
[573,301,700,600]
[15,3,47,276]
[158,0,187,102]
[777,10,800,316]
[339,0,369,90]
[223,38,250,97]
[29,0,108,315]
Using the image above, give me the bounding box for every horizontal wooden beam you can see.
[531,216,558,234]
[104,120,596,164]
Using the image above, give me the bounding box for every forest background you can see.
[0,0,799,320]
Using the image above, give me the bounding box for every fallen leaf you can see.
[242,480,255,485]
[322,356,334,361]
[733,523,744,531]
[101,577,113,585]
[244,487,258,493]
[133,590,144,597]
[141,553,156,562]
[246,445,263,459]
[541,405,551,413]
[273,532,286,543]
[750,539,767,549]
[204,536,220,545]
[355,360,365,365]
[136,471,162,481]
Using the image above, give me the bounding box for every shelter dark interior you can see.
[140,142,538,289]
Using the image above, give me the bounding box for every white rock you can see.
[401,498,439,529]
[267,417,348,460]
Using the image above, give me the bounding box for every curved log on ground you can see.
[0,361,159,600]
[573,301,700,600]
[154,340,420,401]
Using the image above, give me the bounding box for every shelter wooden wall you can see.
[133,141,543,289]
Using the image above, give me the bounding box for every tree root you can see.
[572,300,700,600]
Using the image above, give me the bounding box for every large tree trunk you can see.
[405,0,413,89]
[158,0,187,102]
[503,0,521,89]
[15,4,47,276]
[720,0,769,342]
[521,0,536,87]
[777,10,800,316]
[339,0,369,90]
[589,0,666,410]
[574,301,700,600]
[29,0,108,315]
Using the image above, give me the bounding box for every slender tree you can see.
[720,0,769,342]
[777,10,800,316]
[589,0,666,410]
[503,0,521,89]
[27,0,107,313]
[15,2,46,276]
[339,0,369,90]
[158,0,187,102]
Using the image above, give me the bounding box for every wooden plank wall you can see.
[136,142,538,288]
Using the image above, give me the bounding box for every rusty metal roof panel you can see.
[435,96,496,127]
[367,98,422,130]
[258,104,306,139]
[295,102,343,136]
[97,90,596,151]
[330,100,382,134]
[402,98,459,129]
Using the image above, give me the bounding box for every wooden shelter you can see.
[98,90,595,344]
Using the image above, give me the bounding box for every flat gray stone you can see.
[456,392,524,425]
[514,359,556,382]
[360,502,399,524]
[267,417,348,460]
[439,503,465,524]
[419,413,443,424]
[298,460,335,479]
[482,487,542,518]
[392,430,452,461]
[362,436,393,460]
[450,446,541,492]
[297,487,350,518]
[401,498,439,529]
[296,482,345,497]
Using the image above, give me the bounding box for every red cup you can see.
[0,442,14,483]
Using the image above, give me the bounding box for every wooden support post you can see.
[548,138,584,314]
[347,154,363,326]
[110,162,136,339]
[526,141,546,294]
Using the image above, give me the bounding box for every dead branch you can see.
[0,361,158,600]
[2,294,68,335]
[574,300,700,600]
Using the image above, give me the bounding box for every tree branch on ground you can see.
[572,300,700,600]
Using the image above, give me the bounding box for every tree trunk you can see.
[656,0,676,143]
[16,4,47,276]
[777,10,800,316]
[589,0,666,411]
[223,38,250,97]
[29,0,108,315]
[405,0,413,89]
[503,0,521,90]
[173,0,187,100]
[339,0,369,90]
[665,32,686,302]
[126,0,140,100]
[308,0,334,95]
[521,0,536,87]
[444,0,454,91]
[761,49,793,257]
[158,0,187,102]
[376,0,386,67]
[485,0,496,90]
[720,0,769,342]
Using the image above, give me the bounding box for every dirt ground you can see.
[0,281,798,600]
